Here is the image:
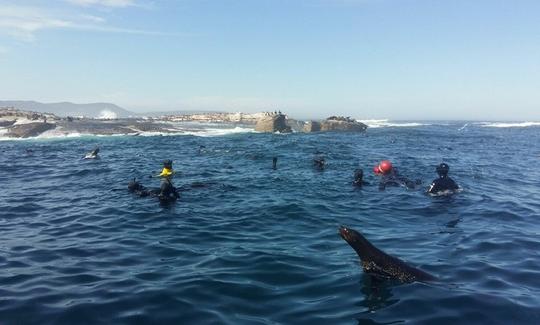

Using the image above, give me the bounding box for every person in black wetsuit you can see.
[155,160,180,201]
[427,163,459,194]
[374,160,417,190]
[353,168,369,187]
[313,156,325,171]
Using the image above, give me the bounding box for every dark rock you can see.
[303,121,321,132]
[7,123,56,138]
[304,116,367,132]
[0,120,16,127]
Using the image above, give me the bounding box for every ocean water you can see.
[1,122,539,324]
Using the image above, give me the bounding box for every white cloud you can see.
[0,4,163,41]
[80,14,106,23]
[65,0,136,8]
[0,5,72,41]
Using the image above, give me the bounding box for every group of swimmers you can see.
[310,154,459,194]
[352,159,459,194]
[85,146,459,202]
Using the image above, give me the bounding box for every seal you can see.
[84,147,100,159]
[339,226,435,282]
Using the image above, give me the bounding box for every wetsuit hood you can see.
[436,163,449,176]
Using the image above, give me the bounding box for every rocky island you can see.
[304,116,368,132]
[0,108,176,138]
[0,106,368,139]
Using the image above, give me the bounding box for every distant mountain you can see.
[0,100,134,118]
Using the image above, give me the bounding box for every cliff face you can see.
[254,113,292,133]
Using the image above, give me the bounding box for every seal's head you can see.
[339,226,359,243]
[339,226,377,261]
[436,163,449,177]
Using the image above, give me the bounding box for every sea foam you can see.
[356,119,429,128]
[477,121,540,128]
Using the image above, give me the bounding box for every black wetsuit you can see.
[313,158,325,171]
[428,175,458,194]
[160,179,180,200]
[379,168,416,190]
[353,169,369,187]
[128,179,177,199]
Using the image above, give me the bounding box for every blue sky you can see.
[0,0,539,120]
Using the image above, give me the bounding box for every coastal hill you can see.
[0,101,133,118]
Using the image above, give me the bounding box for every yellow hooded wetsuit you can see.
[159,167,174,177]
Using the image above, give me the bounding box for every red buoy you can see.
[378,160,393,174]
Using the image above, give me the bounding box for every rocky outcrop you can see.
[162,112,265,124]
[286,118,306,132]
[303,121,321,132]
[304,116,367,132]
[0,120,16,127]
[255,113,292,133]
[7,122,56,138]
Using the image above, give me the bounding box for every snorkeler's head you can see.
[354,168,364,179]
[436,163,449,176]
[163,159,173,169]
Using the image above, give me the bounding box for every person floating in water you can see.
[155,160,179,201]
[84,147,100,159]
[427,163,459,195]
[313,156,325,171]
[198,145,206,155]
[272,157,278,170]
[373,160,417,190]
[353,168,369,187]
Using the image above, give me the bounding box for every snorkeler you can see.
[313,155,326,170]
[374,160,417,190]
[427,163,459,195]
[353,168,369,187]
[155,160,179,200]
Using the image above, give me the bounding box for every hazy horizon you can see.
[1,0,539,120]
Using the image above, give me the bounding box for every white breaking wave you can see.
[477,121,540,128]
[178,126,254,137]
[356,119,429,128]
[0,125,254,141]
[97,110,118,119]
